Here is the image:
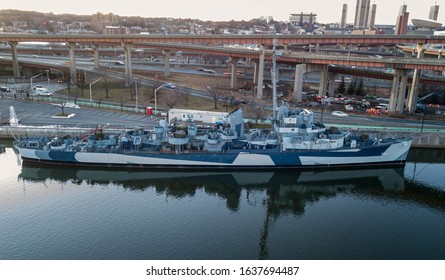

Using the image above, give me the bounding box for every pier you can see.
[1,125,444,148]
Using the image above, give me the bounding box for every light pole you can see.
[154,83,166,115]
[30,73,43,90]
[134,77,139,112]
[45,69,50,87]
[89,78,101,102]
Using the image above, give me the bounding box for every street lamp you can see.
[154,83,166,115]
[45,69,50,87]
[89,78,101,102]
[134,77,139,112]
[30,73,43,90]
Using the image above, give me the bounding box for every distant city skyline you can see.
[1,0,444,26]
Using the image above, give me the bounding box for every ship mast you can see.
[271,29,278,129]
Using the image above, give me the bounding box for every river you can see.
[0,140,444,260]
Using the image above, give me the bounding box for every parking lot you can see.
[0,97,159,129]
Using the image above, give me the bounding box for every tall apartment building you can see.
[395,4,409,35]
[367,4,377,29]
[354,0,370,29]
[91,12,118,33]
[340,4,348,28]
[429,4,440,21]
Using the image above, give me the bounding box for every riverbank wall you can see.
[1,125,444,148]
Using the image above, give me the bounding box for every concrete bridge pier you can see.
[9,41,20,77]
[67,42,77,85]
[229,57,238,89]
[252,61,259,84]
[407,44,426,114]
[93,45,100,69]
[292,64,306,103]
[162,50,171,77]
[122,42,133,86]
[318,64,328,97]
[388,70,401,113]
[327,72,336,97]
[396,69,409,114]
[256,46,265,99]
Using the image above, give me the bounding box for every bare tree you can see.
[245,101,266,125]
[57,96,76,116]
[182,87,190,107]
[98,71,111,99]
[204,77,228,109]
[165,92,179,109]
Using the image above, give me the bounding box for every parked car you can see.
[0,86,11,92]
[33,88,52,96]
[331,111,349,117]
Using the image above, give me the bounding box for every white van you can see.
[33,88,52,96]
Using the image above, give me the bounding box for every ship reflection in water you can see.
[15,163,445,260]
[19,164,407,203]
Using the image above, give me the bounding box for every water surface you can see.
[1,142,444,260]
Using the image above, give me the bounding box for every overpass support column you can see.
[292,64,306,103]
[67,42,77,85]
[253,61,259,84]
[407,44,425,113]
[122,42,133,86]
[396,69,409,114]
[318,64,328,97]
[9,41,20,77]
[327,72,336,97]
[256,46,265,99]
[229,57,238,89]
[93,45,100,69]
[162,50,171,77]
[388,70,401,113]
[315,44,320,53]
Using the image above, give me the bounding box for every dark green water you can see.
[1,141,444,260]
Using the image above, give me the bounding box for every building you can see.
[340,4,348,28]
[289,13,317,31]
[429,4,440,21]
[103,26,127,35]
[395,4,409,35]
[91,12,118,33]
[367,4,377,29]
[354,0,370,29]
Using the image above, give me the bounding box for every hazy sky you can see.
[2,0,444,25]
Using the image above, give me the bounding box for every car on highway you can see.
[164,83,176,89]
[197,68,217,74]
[331,111,349,117]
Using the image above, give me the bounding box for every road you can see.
[1,97,444,133]
[0,98,159,129]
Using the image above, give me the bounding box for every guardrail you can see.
[3,92,159,115]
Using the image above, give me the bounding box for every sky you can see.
[1,0,444,25]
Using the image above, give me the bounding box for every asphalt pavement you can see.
[0,97,159,129]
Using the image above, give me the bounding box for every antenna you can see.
[271,28,278,128]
